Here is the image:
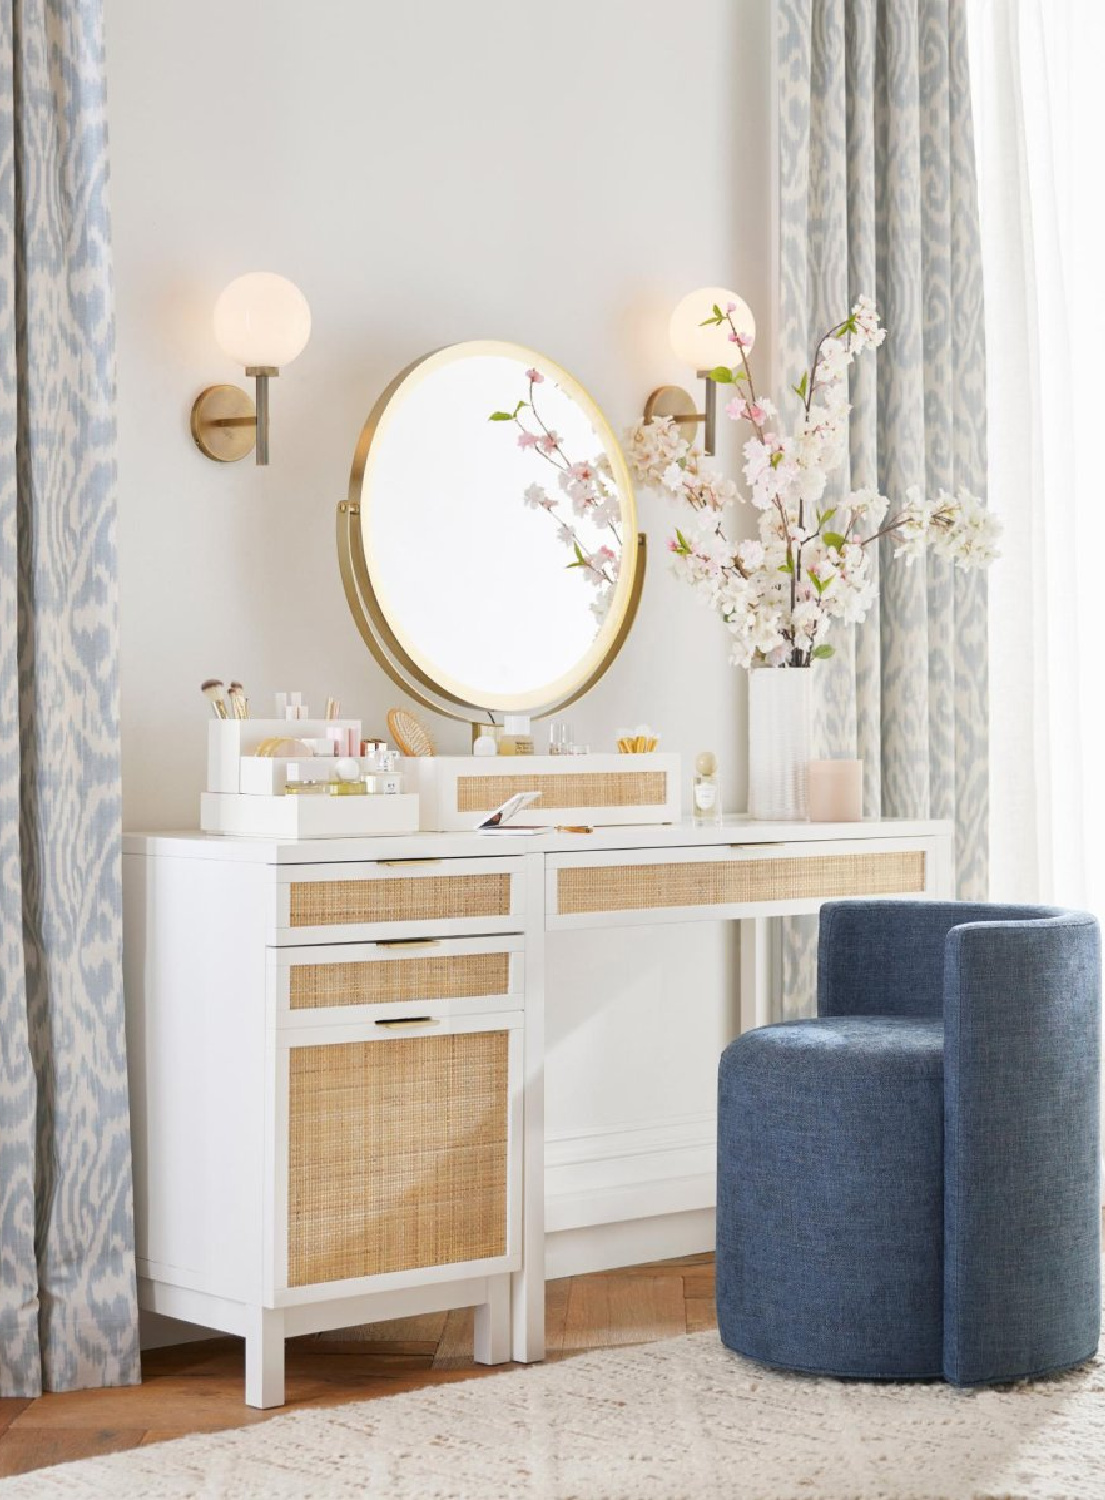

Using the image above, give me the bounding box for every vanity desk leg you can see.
[739,917,773,1034]
[245,1306,285,1410]
[512,851,547,1363]
[474,1273,512,1364]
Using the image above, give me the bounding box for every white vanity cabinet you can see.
[123,838,528,1408]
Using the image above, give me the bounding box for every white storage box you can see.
[200,791,420,839]
[405,753,681,831]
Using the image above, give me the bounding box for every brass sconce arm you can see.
[643,371,719,456]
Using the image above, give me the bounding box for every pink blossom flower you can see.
[538,432,560,455]
[526,368,544,384]
[725,301,737,313]
[725,397,766,425]
[567,460,597,483]
[518,431,538,449]
[728,331,752,349]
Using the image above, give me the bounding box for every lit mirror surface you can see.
[356,343,637,711]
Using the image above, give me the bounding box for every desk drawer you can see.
[275,857,524,944]
[548,842,929,926]
[272,936,523,1026]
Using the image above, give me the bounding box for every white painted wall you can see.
[107,0,773,1274]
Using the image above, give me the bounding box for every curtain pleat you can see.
[775,0,988,1018]
[0,0,139,1394]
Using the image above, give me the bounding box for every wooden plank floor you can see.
[0,1254,715,1480]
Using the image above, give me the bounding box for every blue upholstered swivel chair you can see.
[716,901,1101,1385]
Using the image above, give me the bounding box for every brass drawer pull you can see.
[374,1015,441,1030]
[377,858,444,869]
[373,937,442,950]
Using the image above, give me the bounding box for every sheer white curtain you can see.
[969,0,1105,918]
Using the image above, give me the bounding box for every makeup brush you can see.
[201,679,228,719]
[228,682,248,719]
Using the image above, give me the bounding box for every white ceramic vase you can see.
[747,666,811,821]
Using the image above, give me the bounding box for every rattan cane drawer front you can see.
[287,1029,511,1287]
[457,770,668,814]
[555,849,927,917]
[282,938,522,1020]
[280,858,523,942]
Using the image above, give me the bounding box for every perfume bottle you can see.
[693,751,722,825]
[497,714,534,756]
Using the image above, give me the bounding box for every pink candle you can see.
[808,759,863,822]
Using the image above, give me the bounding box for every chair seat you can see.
[717,1016,945,1379]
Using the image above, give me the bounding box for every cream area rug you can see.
[4,1330,1105,1499]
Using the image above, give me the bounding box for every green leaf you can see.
[822,531,846,550]
[513,399,526,416]
[810,574,826,596]
[818,507,837,526]
[708,365,735,384]
[811,643,834,660]
[489,411,514,421]
[778,559,794,575]
[793,371,808,401]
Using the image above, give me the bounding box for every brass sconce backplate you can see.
[191,383,257,463]
[643,383,700,446]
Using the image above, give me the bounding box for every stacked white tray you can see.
[200,719,420,838]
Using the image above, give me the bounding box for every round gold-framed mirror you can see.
[338,340,645,721]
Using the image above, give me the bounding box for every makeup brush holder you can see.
[404,752,682,831]
[201,719,420,838]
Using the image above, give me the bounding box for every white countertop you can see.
[123,816,953,864]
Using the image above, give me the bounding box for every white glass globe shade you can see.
[213,273,311,369]
[669,287,756,370]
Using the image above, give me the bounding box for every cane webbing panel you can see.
[289,952,512,1010]
[287,1030,509,1286]
[457,771,667,813]
[289,873,512,928]
[557,851,926,915]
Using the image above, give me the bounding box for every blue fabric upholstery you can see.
[717,901,1101,1387]
[717,1016,944,1378]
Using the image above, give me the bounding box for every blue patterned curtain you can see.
[775,0,988,1016]
[0,0,139,1392]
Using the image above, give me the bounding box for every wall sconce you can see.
[643,286,756,456]
[190,272,311,466]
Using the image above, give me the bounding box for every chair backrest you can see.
[816,900,1058,1020]
[942,905,1101,1383]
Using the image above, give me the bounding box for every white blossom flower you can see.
[625,416,689,486]
[661,460,686,493]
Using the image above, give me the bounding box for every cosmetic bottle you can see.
[284,767,326,796]
[473,724,498,757]
[693,751,722,825]
[497,714,534,756]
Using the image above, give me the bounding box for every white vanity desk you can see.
[122,815,952,1406]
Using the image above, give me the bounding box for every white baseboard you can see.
[546,1208,716,1280]
[545,1112,716,1233]
[140,1309,221,1351]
